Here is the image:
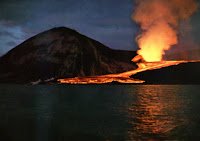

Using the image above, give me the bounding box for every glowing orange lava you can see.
[58,77,144,84]
[58,56,200,84]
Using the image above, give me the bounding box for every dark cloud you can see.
[7,41,17,46]
[0,31,14,37]
[0,20,26,55]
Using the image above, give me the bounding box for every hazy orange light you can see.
[137,21,178,62]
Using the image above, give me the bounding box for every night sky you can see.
[0,0,200,56]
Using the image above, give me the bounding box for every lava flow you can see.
[58,76,144,84]
[58,55,200,84]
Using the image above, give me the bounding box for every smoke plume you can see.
[132,0,198,62]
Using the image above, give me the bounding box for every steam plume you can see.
[132,0,198,62]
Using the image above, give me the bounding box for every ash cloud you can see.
[132,0,199,61]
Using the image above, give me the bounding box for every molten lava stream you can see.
[107,60,192,78]
[58,77,145,84]
[58,60,200,84]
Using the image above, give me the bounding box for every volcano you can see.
[0,27,137,83]
[0,27,200,84]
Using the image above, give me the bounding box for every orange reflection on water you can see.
[127,85,188,140]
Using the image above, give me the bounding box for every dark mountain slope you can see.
[0,27,137,83]
[132,62,200,84]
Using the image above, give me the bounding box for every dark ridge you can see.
[132,62,200,84]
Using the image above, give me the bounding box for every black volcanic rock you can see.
[132,62,200,84]
[0,27,137,83]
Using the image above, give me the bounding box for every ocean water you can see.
[0,84,200,141]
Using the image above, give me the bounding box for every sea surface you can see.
[0,84,200,141]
